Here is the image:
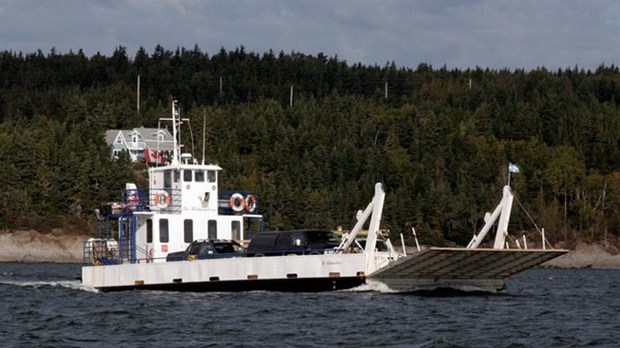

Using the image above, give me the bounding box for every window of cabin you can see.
[174,170,180,183]
[207,170,216,183]
[208,220,217,239]
[184,219,193,243]
[146,219,153,243]
[159,219,169,243]
[132,134,138,143]
[183,170,192,182]
[195,171,205,182]
[231,221,241,240]
[164,171,172,188]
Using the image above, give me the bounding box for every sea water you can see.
[0,263,618,347]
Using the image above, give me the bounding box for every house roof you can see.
[105,127,175,151]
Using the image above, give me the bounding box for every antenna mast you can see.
[136,75,140,114]
[202,107,206,165]
[170,100,181,165]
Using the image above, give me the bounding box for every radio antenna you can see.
[202,107,206,165]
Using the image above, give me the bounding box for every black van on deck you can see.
[246,230,341,257]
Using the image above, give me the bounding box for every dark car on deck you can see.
[166,239,245,262]
[246,229,341,257]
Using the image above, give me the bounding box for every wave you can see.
[342,280,398,293]
[0,279,99,292]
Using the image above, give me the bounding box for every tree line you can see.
[0,46,618,246]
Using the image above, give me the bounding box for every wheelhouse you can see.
[89,101,264,265]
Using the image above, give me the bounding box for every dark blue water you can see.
[1,263,618,347]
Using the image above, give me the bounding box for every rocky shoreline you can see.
[0,230,87,263]
[541,241,620,269]
[1,230,620,269]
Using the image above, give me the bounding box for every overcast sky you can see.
[1,0,619,71]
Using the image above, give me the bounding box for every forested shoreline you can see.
[1,45,618,247]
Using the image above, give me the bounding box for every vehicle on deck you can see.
[166,239,245,261]
[245,230,340,257]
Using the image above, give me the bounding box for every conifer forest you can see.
[1,45,619,246]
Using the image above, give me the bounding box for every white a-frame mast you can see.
[337,183,386,273]
[467,185,515,249]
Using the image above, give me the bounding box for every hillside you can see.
[0,46,619,246]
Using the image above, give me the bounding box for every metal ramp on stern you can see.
[368,248,567,292]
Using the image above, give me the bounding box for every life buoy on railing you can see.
[229,193,245,212]
[245,194,257,213]
[154,191,171,209]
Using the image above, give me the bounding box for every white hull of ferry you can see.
[81,247,566,293]
[82,253,368,292]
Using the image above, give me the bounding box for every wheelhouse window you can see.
[160,219,169,243]
[195,171,205,182]
[174,170,180,183]
[146,219,153,243]
[164,171,172,188]
[208,220,217,239]
[207,170,216,183]
[231,221,241,241]
[183,170,192,182]
[184,219,193,243]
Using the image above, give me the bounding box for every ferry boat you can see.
[81,101,567,293]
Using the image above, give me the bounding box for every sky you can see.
[1,0,619,71]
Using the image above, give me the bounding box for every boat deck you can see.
[368,247,568,292]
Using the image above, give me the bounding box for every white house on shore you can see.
[105,127,175,163]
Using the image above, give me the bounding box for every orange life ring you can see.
[154,191,170,209]
[229,193,244,212]
[244,194,257,213]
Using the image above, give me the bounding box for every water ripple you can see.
[0,264,619,347]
